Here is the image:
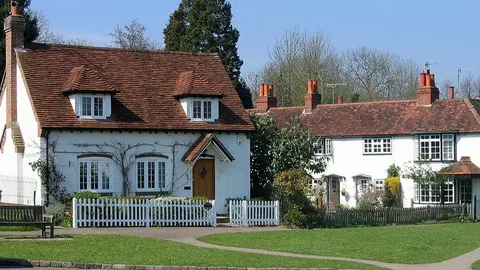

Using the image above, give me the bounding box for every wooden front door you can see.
[328,177,340,208]
[193,159,215,200]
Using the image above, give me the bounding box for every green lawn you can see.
[0,226,38,231]
[0,234,383,269]
[199,223,480,264]
[472,260,480,270]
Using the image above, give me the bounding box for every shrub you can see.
[273,169,316,228]
[73,191,101,200]
[357,189,385,209]
[45,203,67,225]
[384,177,401,207]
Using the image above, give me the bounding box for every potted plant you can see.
[341,188,347,196]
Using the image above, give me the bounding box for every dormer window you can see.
[192,100,213,121]
[70,94,111,119]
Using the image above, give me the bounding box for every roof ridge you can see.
[318,99,415,107]
[27,42,219,56]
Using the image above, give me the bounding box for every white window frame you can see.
[374,179,384,190]
[414,182,454,204]
[136,159,167,191]
[314,138,332,156]
[75,94,110,119]
[418,134,455,161]
[363,138,391,154]
[78,159,112,192]
[191,99,215,122]
[355,177,372,192]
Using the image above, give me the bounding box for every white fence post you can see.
[72,198,78,228]
[211,200,217,227]
[242,200,248,227]
[274,200,280,225]
[145,199,150,228]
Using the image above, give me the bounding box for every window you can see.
[136,160,166,190]
[374,179,384,190]
[414,183,454,203]
[79,96,105,118]
[418,134,455,161]
[78,160,111,191]
[457,178,472,203]
[363,138,391,154]
[359,178,369,191]
[315,138,332,156]
[191,100,214,121]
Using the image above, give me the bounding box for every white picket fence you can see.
[229,200,280,226]
[72,198,216,228]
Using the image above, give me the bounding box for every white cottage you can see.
[0,5,254,214]
[253,71,480,214]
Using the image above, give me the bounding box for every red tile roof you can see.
[173,71,223,98]
[182,133,234,162]
[443,156,480,175]
[17,43,253,132]
[266,99,480,136]
[61,66,116,94]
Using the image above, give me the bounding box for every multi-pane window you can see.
[415,183,453,203]
[358,178,369,191]
[418,134,454,161]
[363,138,391,154]
[137,160,166,190]
[193,101,202,119]
[93,97,104,117]
[374,179,384,190]
[80,96,105,118]
[203,101,212,119]
[192,100,213,120]
[457,178,472,203]
[79,160,111,191]
[314,138,332,156]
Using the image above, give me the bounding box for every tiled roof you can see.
[173,71,223,98]
[61,66,116,94]
[266,99,480,136]
[17,43,253,132]
[444,156,480,175]
[182,133,235,162]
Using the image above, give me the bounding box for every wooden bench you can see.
[0,205,54,238]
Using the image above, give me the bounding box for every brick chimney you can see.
[337,96,344,104]
[256,83,277,112]
[4,1,25,128]
[416,69,439,106]
[448,86,455,99]
[304,79,321,113]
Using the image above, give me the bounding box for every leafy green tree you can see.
[250,115,327,199]
[250,114,278,199]
[163,0,252,108]
[0,0,39,74]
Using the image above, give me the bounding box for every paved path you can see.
[2,227,479,270]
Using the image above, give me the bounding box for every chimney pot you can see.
[259,83,264,97]
[430,74,435,87]
[448,86,455,99]
[420,73,426,86]
[11,1,19,16]
[337,96,344,104]
[268,84,274,96]
[425,74,432,87]
[307,79,313,94]
[312,80,318,93]
[425,69,431,75]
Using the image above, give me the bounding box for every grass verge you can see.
[199,223,480,264]
[0,226,38,231]
[0,234,384,269]
[472,260,480,270]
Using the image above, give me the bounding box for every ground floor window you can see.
[136,160,166,191]
[413,181,457,204]
[79,160,112,191]
[456,178,472,203]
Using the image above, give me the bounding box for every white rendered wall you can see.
[49,131,250,214]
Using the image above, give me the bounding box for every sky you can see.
[30,0,480,87]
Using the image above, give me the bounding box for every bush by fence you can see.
[320,204,472,228]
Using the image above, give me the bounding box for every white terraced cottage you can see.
[252,73,480,217]
[0,5,253,214]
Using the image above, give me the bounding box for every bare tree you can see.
[243,69,263,105]
[34,11,91,46]
[261,28,340,106]
[110,20,158,50]
[458,74,480,98]
[342,46,420,102]
[439,79,454,99]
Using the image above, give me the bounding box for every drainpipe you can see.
[45,130,51,206]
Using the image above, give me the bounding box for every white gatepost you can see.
[145,199,150,227]
[72,198,78,228]
[211,200,217,227]
[242,200,248,227]
[274,200,280,225]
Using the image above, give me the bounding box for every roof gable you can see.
[17,43,253,132]
[173,71,223,98]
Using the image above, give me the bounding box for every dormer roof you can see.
[173,71,223,98]
[61,66,116,95]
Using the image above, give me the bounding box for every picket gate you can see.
[72,198,216,228]
[229,200,280,226]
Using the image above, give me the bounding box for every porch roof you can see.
[443,156,480,175]
[182,133,235,162]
